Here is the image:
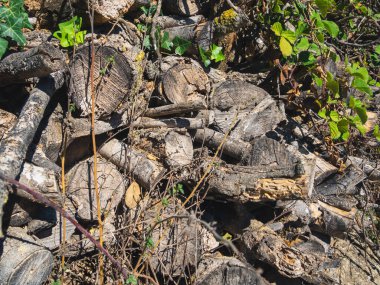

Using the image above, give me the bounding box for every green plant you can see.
[53,16,86,48]
[126,274,138,285]
[160,31,191,56]
[170,183,184,197]
[199,44,226,67]
[145,236,154,249]
[99,55,115,76]
[0,0,32,58]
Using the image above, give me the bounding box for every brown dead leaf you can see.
[125,181,141,209]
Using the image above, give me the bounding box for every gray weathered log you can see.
[0,227,54,285]
[145,97,207,118]
[162,0,201,16]
[98,139,165,190]
[0,44,65,87]
[0,109,16,141]
[164,130,193,167]
[0,71,64,237]
[195,256,269,285]
[347,156,380,182]
[131,114,212,129]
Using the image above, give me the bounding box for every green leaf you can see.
[337,118,349,133]
[160,31,173,51]
[326,72,339,97]
[341,131,350,141]
[172,36,191,55]
[375,45,380,54]
[355,106,368,124]
[314,0,335,17]
[126,274,138,285]
[271,22,283,36]
[316,32,324,43]
[295,21,307,36]
[352,115,367,135]
[329,121,341,140]
[210,44,225,62]
[329,110,340,122]
[296,37,309,51]
[0,18,25,45]
[373,125,380,142]
[199,47,211,67]
[279,36,292,57]
[0,37,8,58]
[318,108,327,119]
[351,67,369,82]
[352,78,373,95]
[281,30,296,44]
[143,36,151,49]
[322,20,339,38]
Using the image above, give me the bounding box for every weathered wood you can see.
[164,130,193,167]
[70,45,137,119]
[157,15,204,29]
[192,127,252,160]
[98,139,165,190]
[27,205,56,235]
[131,114,213,129]
[0,109,16,141]
[162,0,201,16]
[66,156,126,222]
[0,44,66,87]
[211,80,285,140]
[195,256,269,285]
[0,71,65,236]
[347,156,380,182]
[241,219,337,284]
[161,63,210,104]
[145,97,207,118]
[0,227,53,285]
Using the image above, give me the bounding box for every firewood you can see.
[0,44,66,87]
[145,97,207,118]
[347,155,380,182]
[70,45,138,119]
[0,227,53,285]
[195,256,269,285]
[0,71,65,236]
[131,113,213,129]
[164,130,194,167]
[0,109,16,141]
[98,139,165,190]
[66,156,126,222]
[162,0,202,16]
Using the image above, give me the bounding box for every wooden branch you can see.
[0,71,65,237]
[132,113,213,129]
[98,139,165,190]
[0,44,65,87]
[144,98,207,118]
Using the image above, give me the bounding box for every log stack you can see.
[0,0,378,284]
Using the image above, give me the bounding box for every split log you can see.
[314,155,338,185]
[241,219,337,284]
[347,156,380,182]
[195,256,269,285]
[276,200,312,225]
[164,131,194,167]
[157,15,204,29]
[131,114,213,129]
[145,97,207,118]
[0,44,66,87]
[98,139,165,190]
[0,71,65,236]
[66,156,126,222]
[210,80,285,141]
[0,227,53,285]
[70,45,137,119]
[160,62,210,104]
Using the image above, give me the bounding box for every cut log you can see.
[145,97,207,118]
[131,114,213,129]
[347,156,380,182]
[66,156,126,222]
[0,227,53,285]
[0,71,65,236]
[211,80,285,141]
[70,45,137,119]
[164,130,194,167]
[0,44,66,87]
[195,256,269,285]
[161,63,210,104]
[98,139,165,190]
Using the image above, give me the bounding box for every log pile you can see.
[0,0,379,284]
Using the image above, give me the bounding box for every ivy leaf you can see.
[0,37,8,58]
[315,0,336,17]
[210,44,225,62]
[322,20,339,38]
[160,32,173,51]
[271,22,283,36]
[0,18,26,45]
[281,30,296,44]
[329,110,340,122]
[329,121,341,140]
[126,274,138,285]
[279,37,292,57]
[199,47,211,67]
[172,36,191,55]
